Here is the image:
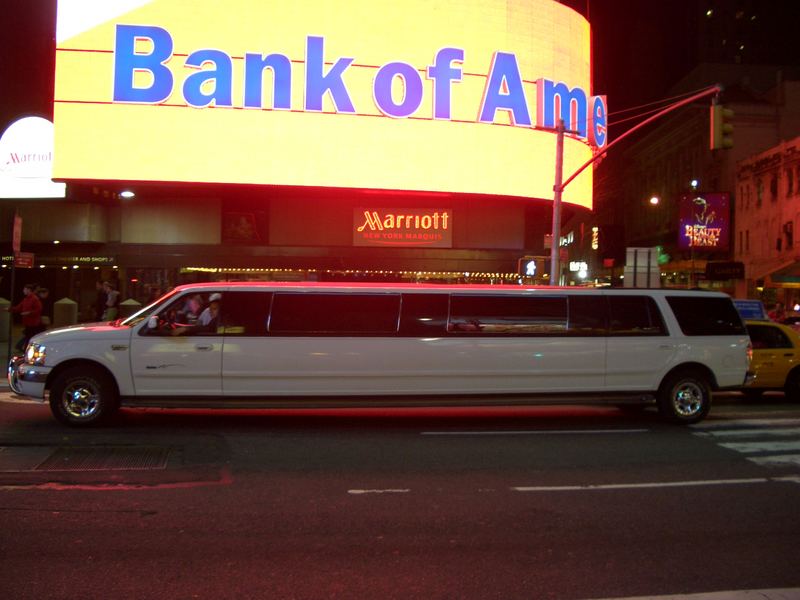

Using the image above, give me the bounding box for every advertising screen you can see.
[54,0,600,208]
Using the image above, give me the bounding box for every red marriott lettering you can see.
[357,210,450,232]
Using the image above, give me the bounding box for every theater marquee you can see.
[54,0,601,208]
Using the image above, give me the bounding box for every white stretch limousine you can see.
[8,283,753,426]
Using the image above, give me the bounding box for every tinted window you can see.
[747,324,792,349]
[608,296,667,336]
[568,295,607,335]
[399,293,448,336]
[269,293,401,334]
[666,296,746,336]
[222,292,273,336]
[448,295,567,335]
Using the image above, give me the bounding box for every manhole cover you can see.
[35,446,171,472]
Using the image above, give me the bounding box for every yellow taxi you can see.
[745,319,800,400]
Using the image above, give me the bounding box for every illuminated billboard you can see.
[678,192,730,251]
[54,0,600,208]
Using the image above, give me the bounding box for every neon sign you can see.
[54,0,598,207]
[354,208,453,248]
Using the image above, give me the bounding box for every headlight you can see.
[25,343,46,366]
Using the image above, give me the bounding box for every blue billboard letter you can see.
[183,50,233,108]
[426,48,464,120]
[536,78,587,138]
[305,36,355,113]
[374,62,423,118]
[113,24,174,103]
[244,53,292,110]
[588,95,608,148]
[478,52,531,126]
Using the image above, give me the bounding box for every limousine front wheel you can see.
[49,366,119,427]
[657,370,711,424]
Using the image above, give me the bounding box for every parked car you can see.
[745,319,800,400]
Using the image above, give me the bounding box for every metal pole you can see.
[549,119,565,286]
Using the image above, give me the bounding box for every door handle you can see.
[195,344,213,351]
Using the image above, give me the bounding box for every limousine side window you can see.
[220,292,273,336]
[567,295,607,335]
[447,295,568,334]
[666,296,747,336]
[143,292,225,336]
[607,296,667,336]
[269,293,402,335]
[399,293,449,336]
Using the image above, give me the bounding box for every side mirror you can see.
[148,315,159,330]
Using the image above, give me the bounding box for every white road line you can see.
[692,418,800,429]
[719,441,800,453]
[695,427,800,438]
[748,454,800,467]
[347,489,410,495]
[512,475,800,492]
[420,429,649,436]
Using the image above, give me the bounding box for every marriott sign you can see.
[353,208,453,248]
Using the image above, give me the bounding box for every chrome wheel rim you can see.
[673,381,704,417]
[61,380,101,420]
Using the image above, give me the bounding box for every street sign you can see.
[14,251,34,268]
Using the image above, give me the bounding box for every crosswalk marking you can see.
[717,440,800,453]
[692,419,800,470]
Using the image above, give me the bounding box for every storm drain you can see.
[34,446,172,472]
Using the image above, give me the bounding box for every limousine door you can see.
[604,296,676,390]
[129,297,223,396]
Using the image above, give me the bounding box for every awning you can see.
[766,261,800,286]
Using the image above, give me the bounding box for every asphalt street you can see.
[1,391,800,600]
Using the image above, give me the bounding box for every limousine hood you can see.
[31,321,132,345]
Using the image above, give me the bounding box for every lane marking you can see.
[512,475,800,492]
[421,429,649,436]
[348,489,410,495]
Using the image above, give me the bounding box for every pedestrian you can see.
[6,283,43,351]
[102,281,120,320]
[94,281,107,321]
[769,302,786,322]
[36,286,52,328]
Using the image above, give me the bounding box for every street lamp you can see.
[649,196,660,206]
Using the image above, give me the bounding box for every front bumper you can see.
[7,356,48,399]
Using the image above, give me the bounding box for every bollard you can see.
[119,298,142,318]
[53,297,78,328]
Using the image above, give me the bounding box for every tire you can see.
[784,369,800,402]
[741,389,764,401]
[657,370,711,424]
[49,366,119,427]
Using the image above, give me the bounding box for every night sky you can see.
[0,0,797,135]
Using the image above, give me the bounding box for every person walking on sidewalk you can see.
[6,283,43,351]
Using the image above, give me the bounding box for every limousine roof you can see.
[169,282,730,297]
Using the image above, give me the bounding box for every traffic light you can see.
[710,103,734,150]
[517,256,545,278]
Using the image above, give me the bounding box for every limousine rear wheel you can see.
[49,366,119,427]
[657,370,711,424]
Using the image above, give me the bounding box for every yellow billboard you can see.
[54,0,602,208]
